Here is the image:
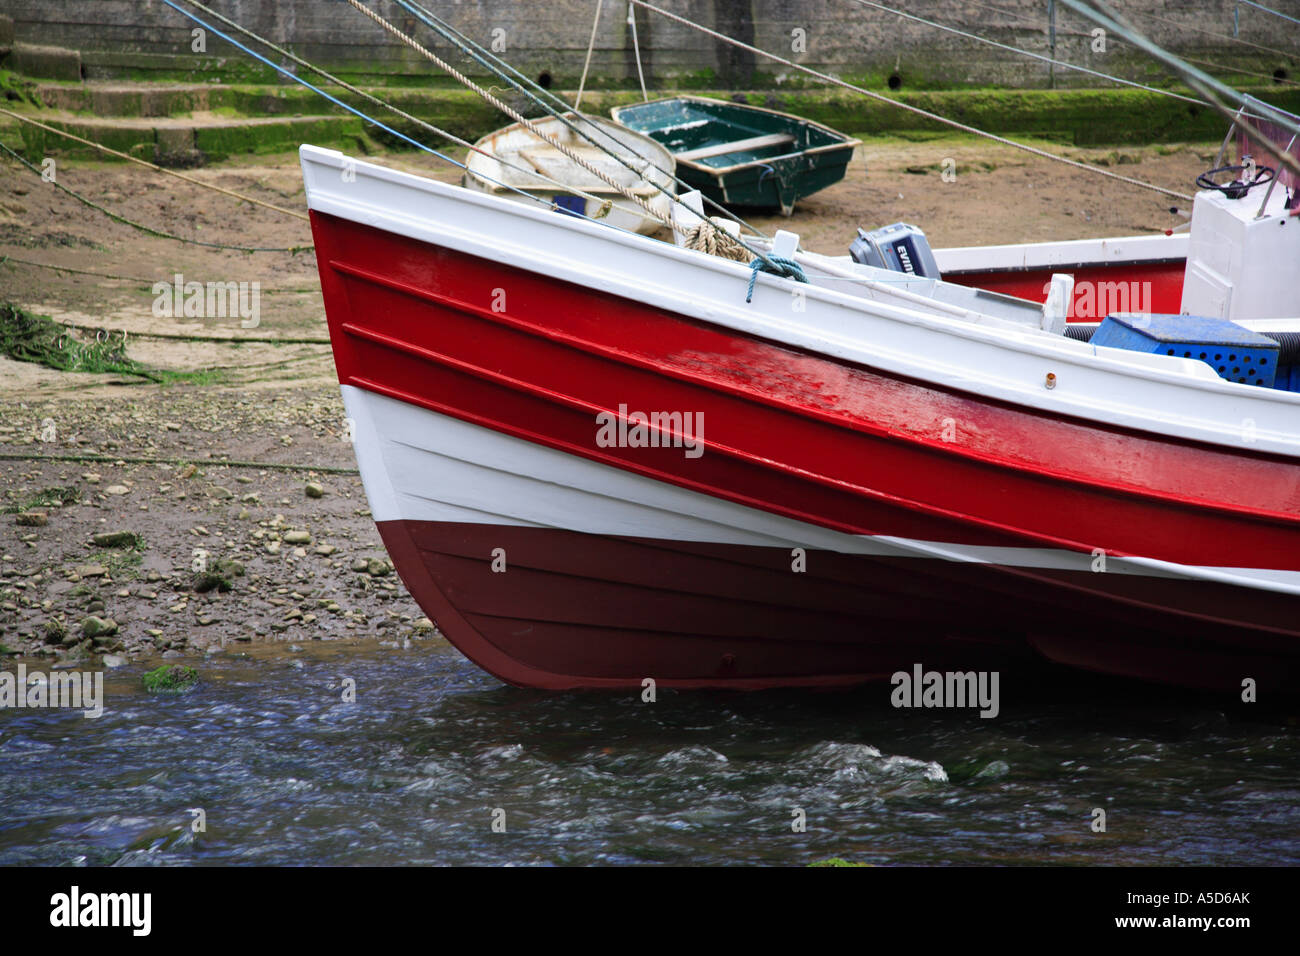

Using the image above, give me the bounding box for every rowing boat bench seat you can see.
[674,132,797,163]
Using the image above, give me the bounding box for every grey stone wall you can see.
[0,0,1295,88]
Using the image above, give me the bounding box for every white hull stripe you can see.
[342,386,1300,595]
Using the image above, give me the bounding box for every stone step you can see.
[3,108,373,166]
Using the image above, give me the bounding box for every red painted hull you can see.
[307,206,1300,694]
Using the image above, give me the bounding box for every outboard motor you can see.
[849,222,942,278]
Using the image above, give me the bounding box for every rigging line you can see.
[0,142,312,254]
[0,107,309,222]
[870,0,1297,85]
[342,0,665,231]
[1237,0,1300,28]
[630,0,1194,201]
[574,0,605,110]
[847,0,1207,106]
[171,0,618,215]
[1121,6,1298,60]
[1061,0,1300,174]
[156,0,613,225]
[348,0,781,270]
[398,0,770,239]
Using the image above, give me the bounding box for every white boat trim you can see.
[343,385,1300,596]
[933,232,1190,273]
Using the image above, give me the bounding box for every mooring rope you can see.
[1127,8,1299,61]
[0,254,317,292]
[682,223,751,262]
[849,0,1209,107]
[630,0,1195,202]
[746,256,808,303]
[574,0,605,110]
[0,143,311,254]
[0,107,310,221]
[343,0,662,227]
[1235,0,1300,29]
[1058,0,1300,177]
[628,2,650,102]
[0,451,358,475]
[344,0,782,271]
[398,0,773,240]
[171,0,618,215]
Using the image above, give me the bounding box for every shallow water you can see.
[2,640,1297,866]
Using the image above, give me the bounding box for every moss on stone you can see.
[142,664,199,694]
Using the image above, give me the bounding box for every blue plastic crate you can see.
[1091,312,1279,388]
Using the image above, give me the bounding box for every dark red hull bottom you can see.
[381,519,1300,696]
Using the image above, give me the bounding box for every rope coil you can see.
[683,223,752,262]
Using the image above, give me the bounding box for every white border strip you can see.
[343,386,1300,596]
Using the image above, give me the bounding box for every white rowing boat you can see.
[462,112,676,235]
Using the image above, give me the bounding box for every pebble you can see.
[314,545,337,556]
[283,530,312,545]
[91,530,137,548]
[14,512,47,527]
[76,565,108,578]
[104,485,129,496]
[81,616,118,638]
[304,482,324,498]
[102,654,128,668]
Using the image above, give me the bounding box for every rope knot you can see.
[746,255,807,303]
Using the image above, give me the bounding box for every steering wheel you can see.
[1196,162,1276,199]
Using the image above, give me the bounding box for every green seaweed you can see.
[142,664,199,694]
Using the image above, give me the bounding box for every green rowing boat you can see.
[611,95,860,216]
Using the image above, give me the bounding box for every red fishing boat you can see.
[300,108,1300,696]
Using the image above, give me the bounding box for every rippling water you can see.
[2,640,1297,866]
